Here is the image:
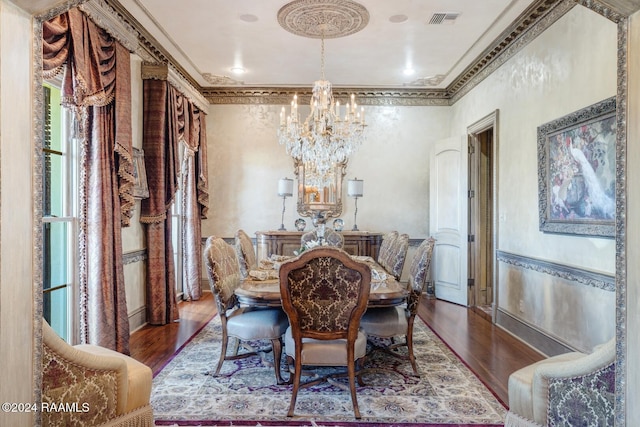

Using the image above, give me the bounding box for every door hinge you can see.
[468,278,475,288]
[468,143,475,154]
[468,234,475,242]
[468,190,475,198]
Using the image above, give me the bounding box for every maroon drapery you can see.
[140,74,209,317]
[140,79,180,324]
[42,8,133,353]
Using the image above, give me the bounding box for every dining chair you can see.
[235,229,257,279]
[301,226,344,248]
[376,230,398,273]
[203,236,289,384]
[279,246,371,419]
[387,233,410,280]
[360,237,435,376]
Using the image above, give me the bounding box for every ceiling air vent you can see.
[428,12,460,25]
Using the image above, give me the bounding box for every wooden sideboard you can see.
[255,230,383,260]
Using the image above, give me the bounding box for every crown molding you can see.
[201,87,451,107]
[78,0,138,52]
[102,0,623,106]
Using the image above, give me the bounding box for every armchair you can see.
[505,337,615,426]
[42,319,153,427]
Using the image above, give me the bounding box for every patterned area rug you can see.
[151,315,506,426]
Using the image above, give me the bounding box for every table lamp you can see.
[348,178,364,231]
[277,177,294,231]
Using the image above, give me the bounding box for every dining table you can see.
[235,253,408,308]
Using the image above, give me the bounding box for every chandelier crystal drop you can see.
[278,35,366,189]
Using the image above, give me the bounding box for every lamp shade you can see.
[278,177,294,197]
[348,178,364,197]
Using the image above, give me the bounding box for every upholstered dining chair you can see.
[204,236,289,384]
[279,246,372,419]
[360,237,435,376]
[301,226,344,248]
[42,319,154,426]
[387,233,410,280]
[376,230,398,274]
[235,229,257,279]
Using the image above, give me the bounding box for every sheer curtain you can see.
[42,8,133,353]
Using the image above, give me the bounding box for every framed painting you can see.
[132,147,150,199]
[538,96,616,237]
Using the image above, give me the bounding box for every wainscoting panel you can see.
[496,251,615,355]
[124,249,148,331]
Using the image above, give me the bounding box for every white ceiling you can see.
[116,0,540,90]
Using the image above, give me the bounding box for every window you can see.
[171,192,184,299]
[42,83,79,342]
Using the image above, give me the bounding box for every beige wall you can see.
[121,54,147,330]
[449,6,617,351]
[203,104,450,240]
[0,1,35,425]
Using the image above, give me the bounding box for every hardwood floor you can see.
[130,292,545,407]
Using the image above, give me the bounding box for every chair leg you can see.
[215,330,229,375]
[348,359,361,419]
[287,357,302,417]
[406,318,418,376]
[271,337,285,385]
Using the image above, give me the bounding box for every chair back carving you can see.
[235,229,257,279]
[406,237,436,315]
[204,236,241,313]
[279,247,371,340]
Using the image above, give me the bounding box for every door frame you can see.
[467,110,499,321]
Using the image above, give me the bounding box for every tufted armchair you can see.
[279,246,371,419]
[360,237,435,376]
[42,319,153,427]
[234,229,257,279]
[204,236,289,384]
[505,337,616,427]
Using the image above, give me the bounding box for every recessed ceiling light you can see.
[231,67,245,74]
[239,14,258,23]
[389,14,408,23]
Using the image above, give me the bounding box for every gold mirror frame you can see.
[295,160,346,219]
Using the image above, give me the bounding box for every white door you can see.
[429,136,468,306]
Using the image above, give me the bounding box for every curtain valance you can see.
[43,7,135,226]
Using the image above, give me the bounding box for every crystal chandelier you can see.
[278,33,366,188]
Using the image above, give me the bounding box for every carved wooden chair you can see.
[279,247,371,419]
[234,229,257,279]
[360,237,435,376]
[204,236,289,384]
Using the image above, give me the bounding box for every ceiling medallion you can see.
[277,0,369,39]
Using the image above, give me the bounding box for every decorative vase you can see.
[295,218,306,231]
